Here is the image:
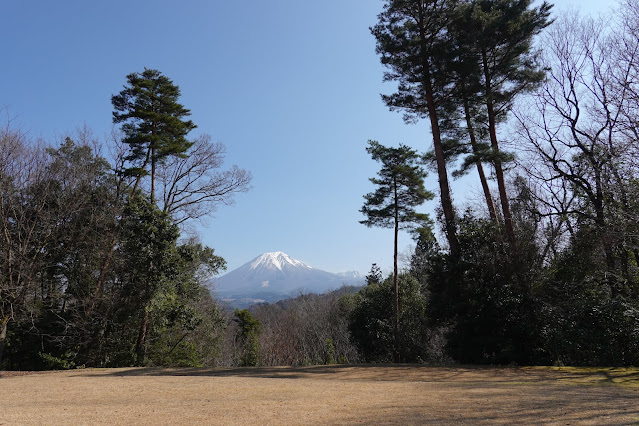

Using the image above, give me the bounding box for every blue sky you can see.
[2,0,614,275]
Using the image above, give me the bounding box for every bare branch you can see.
[157,134,252,226]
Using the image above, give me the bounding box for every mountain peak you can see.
[211,251,364,307]
[249,251,311,271]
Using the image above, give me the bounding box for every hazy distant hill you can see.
[210,251,363,307]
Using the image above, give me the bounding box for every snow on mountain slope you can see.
[210,252,363,306]
[248,251,312,272]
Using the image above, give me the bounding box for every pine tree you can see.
[360,140,434,362]
[112,68,196,203]
[456,0,552,248]
[365,263,383,286]
[445,16,500,223]
[372,0,461,255]
[234,309,261,366]
[112,69,197,364]
[118,196,180,365]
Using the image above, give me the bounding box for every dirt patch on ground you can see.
[1,365,638,425]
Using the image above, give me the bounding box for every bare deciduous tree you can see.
[157,134,252,226]
[515,7,639,292]
[0,123,53,364]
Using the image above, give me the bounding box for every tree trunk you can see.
[0,315,8,369]
[393,183,400,364]
[482,49,517,249]
[421,66,458,255]
[92,237,117,308]
[411,8,458,256]
[151,146,156,205]
[462,94,499,223]
[135,305,150,365]
[427,104,458,253]
[93,144,152,311]
[593,195,618,296]
[135,265,154,366]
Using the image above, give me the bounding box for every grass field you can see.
[2,365,638,425]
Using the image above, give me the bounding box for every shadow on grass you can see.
[12,365,639,424]
[77,364,639,388]
[337,389,639,426]
[82,363,401,380]
[82,365,639,424]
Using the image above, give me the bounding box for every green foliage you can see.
[1,137,121,369]
[360,139,434,362]
[421,203,639,366]
[446,0,552,158]
[371,0,458,123]
[535,228,639,366]
[360,141,433,231]
[115,195,182,364]
[234,309,261,366]
[371,0,461,253]
[144,283,225,368]
[6,2,639,372]
[410,224,440,288]
[118,207,227,366]
[120,195,181,291]
[234,308,261,335]
[426,213,545,364]
[39,352,77,370]
[347,274,429,363]
[112,68,195,170]
[365,263,383,286]
[1,138,228,370]
[324,338,336,365]
[112,68,196,202]
[1,71,231,370]
[456,0,552,105]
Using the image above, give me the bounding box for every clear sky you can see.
[1,0,615,275]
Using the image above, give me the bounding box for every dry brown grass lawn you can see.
[2,365,638,425]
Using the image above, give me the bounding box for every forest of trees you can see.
[0,70,251,369]
[352,0,639,366]
[3,0,639,369]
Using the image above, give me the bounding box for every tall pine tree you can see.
[372,0,461,255]
[456,0,552,248]
[360,140,433,362]
[112,68,196,203]
[111,69,196,364]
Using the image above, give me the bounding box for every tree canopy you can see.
[112,68,196,202]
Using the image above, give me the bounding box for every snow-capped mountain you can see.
[248,251,311,273]
[210,252,363,306]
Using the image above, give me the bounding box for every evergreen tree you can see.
[234,309,261,366]
[146,242,227,367]
[112,68,196,203]
[111,68,197,364]
[456,0,552,248]
[360,140,433,362]
[372,0,461,255]
[117,195,181,365]
[365,263,383,286]
[348,274,430,362]
[409,221,439,288]
[444,14,500,223]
